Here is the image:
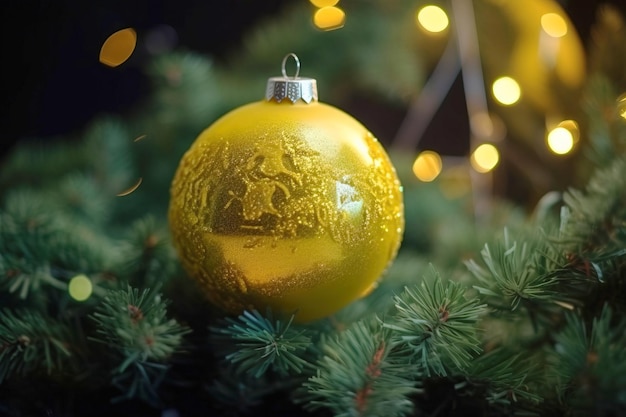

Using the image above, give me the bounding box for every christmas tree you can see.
[2,1,626,416]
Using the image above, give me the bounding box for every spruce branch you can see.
[109,359,169,406]
[561,157,626,264]
[384,266,486,376]
[118,215,178,288]
[91,286,189,361]
[90,286,190,403]
[0,309,74,383]
[82,117,136,195]
[206,366,275,413]
[581,74,626,167]
[300,319,419,417]
[55,173,113,226]
[0,188,119,303]
[145,51,221,132]
[549,304,626,413]
[465,227,577,316]
[210,309,312,379]
[465,347,544,409]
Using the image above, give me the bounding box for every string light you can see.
[416,5,449,33]
[68,274,93,302]
[313,6,346,31]
[412,150,443,182]
[492,76,521,106]
[99,28,137,67]
[471,144,499,173]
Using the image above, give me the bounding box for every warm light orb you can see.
[313,6,346,31]
[412,150,443,182]
[541,12,568,37]
[547,126,574,155]
[310,0,339,7]
[68,274,93,302]
[471,144,500,173]
[492,76,521,105]
[617,93,626,120]
[99,28,137,67]
[416,5,449,33]
[558,119,580,142]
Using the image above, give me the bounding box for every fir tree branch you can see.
[300,319,419,417]
[206,366,272,413]
[561,157,626,273]
[0,309,74,383]
[384,266,486,376]
[549,304,626,414]
[90,286,190,404]
[91,286,189,361]
[118,215,178,289]
[82,117,137,196]
[464,347,544,409]
[465,227,581,317]
[0,188,119,303]
[210,309,312,378]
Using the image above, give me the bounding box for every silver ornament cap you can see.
[265,53,318,104]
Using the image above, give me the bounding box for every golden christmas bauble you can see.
[168,54,404,322]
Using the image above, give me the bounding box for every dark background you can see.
[1,0,625,157]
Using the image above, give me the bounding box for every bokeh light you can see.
[313,6,346,31]
[547,126,574,155]
[416,5,449,33]
[68,274,93,302]
[541,12,568,37]
[492,76,521,105]
[412,150,443,182]
[471,144,500,173]
[557,119,580,142]
[99,28,137,67]
[310,0,339,7]
[617,93,626,120]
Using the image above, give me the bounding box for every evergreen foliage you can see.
[1,1,625,416]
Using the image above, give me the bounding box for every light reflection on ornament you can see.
[99,28,137,67]
[541,13,568,37]
[335,181,363,219]
[313,6,346,31]
[68,274,93,301]
[492,76,521,105]
[412,150,442,182]
[471,144,499,173]
[416,5,449,33]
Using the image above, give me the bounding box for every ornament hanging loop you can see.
[281,53,301,79]
[266,52,317,103]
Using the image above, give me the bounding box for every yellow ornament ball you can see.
[168,54,404,323]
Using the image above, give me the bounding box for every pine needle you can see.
[300,319,419,417]
[210,309,312,378]
[384,266,486,376]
